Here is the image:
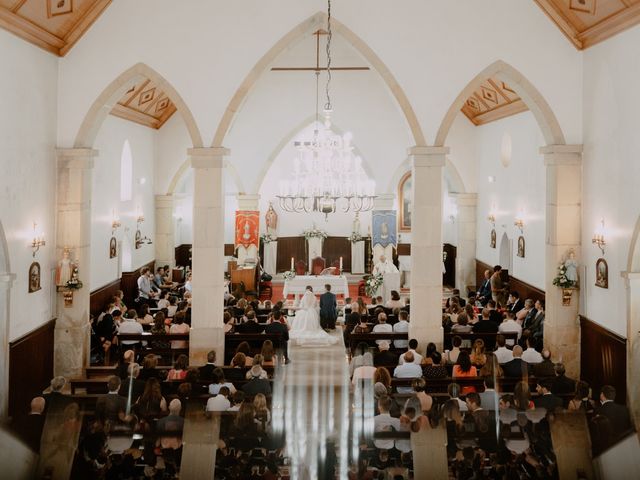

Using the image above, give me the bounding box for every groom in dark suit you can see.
[320,284,338,330]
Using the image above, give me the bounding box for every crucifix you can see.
[271,29,370,72]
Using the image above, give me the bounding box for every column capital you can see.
[188,147,229,169]
[449,193,478,206]
[540,145,582,166]
[56,148,98,169]
[236,194,261,210]
[155,194,174,208]
[373,193,396,210]
[408,146,448,167]
[0,273,16,290]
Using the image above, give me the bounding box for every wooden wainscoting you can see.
[174,244,192,267]
[9,319,56,418]
[120,260,155,307]
[89,278,121,318]
[276,237,306,272]
[475,259,545,303]
[580,316,627,402]
[323,237,352,273]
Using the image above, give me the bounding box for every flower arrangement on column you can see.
[349,232,363,244]
[364,273,384,298]
[283,270,296,281]
[302,226,328,240]
[552,249,579,306]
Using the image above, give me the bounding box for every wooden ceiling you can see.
[110,77,177,130]
[535,0,640,49]
[460,78,529,126]
[0,0,111,56]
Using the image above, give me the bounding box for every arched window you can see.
[398,172,412,232]
[120,140,133,202]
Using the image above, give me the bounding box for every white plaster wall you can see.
[56,0,582,150]
[0,29,58,341]
[90,116,156,289]
[581,26,640,337]
[593,433,640,480]
[155,113,192,195]
[473,112,546,290]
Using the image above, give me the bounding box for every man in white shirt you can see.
[393,351,422,394]
[392,311,410,348]
[137,267,158,306]
[373,396,401,449]
[372,312,393,345]
[206,386,231,412]
[494,335,514,364]
[398,339,423,365]
[117,311,143,346]
[521,337,543,364]
[498,311,522,345]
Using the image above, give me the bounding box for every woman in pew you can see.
[209,367,237,395]
[568,381,596,415]
[479,352,503,380]
[137,303,154,326]
[138,354,162,381]
[513,381,535,411]
[166,354,189,381]
[234,341,254,367]
[452,351,478,394]
[412,378,433,414]
[373,366,392,391]
[451,312,472,334]
[134,378,167,422]
[169,311,190,349]
[223,311,235,334]
[352,316,370,334]
[422,354,448,379]
[470,339,487,368]
[260,340,277,367]
[355,297,368,315]
[246,354,269,380]
[150,312,170,350]
[253,393,271,433]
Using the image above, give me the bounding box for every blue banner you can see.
[372,210,397,248]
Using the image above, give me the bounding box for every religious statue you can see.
[352,212,361,235]
[55,247,73,286]
[265,202,278,235]
[380,221,389,240]
[242,220,251,241]
[564,250,578,285]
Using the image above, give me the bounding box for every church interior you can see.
[2,0,640,478]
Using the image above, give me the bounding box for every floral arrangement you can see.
[364,273,384,298]
[260,233,278,244]
[283,270,296,281]
[349,232,364,244]
[66,266,83,290]
[552,263,577,289]
[302,227,328,240]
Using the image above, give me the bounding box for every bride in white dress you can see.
[289,287,339,347]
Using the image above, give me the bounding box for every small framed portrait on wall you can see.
[109,237,117,258]
[517,236,525,258]
[490,229,497,249]
[595,258,608,289]
[29,262,41,293]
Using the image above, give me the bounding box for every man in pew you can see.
[43,376,71,413]
[95,376,127,423]
[472,308,499,349]
[371,312,392,345]
[486,300,503,325]
[521,337,543,364]
[242,365,271,396]
[477,270,492,305]
[236,311,264,334]
[12,396,45,453]
[479,377,499,411]
[502,346,528,379]
[392,311,410,349]
[199,350,218,382]
[534,378,563,412]
[597,385,633,436]
[507,291,524,314]
[265,310,289,361]
[534,350,556,378]
[494,335,513,365]
[118,363,145,402]
[374,340,399,367]
[398,339,423,365]
[393,351,422,394]
[498,311,522,345]
[551,363,576,395]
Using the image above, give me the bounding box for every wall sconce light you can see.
[514,210,525,233]
[31,222,45,257]
[487,207,496,227]
[111,210,121,234]
[136,207,145,225]
[592,218,606,255]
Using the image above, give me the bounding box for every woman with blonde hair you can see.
[356,297,368,315]
[479,352,503,379]
[470,339,487,367]
[260,340,277,366]
[253,393,271,432]
[373,367,391,390]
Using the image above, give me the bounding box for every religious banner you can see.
[372,210,397,249]
[235,210,260,250]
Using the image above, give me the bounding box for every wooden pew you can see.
[443,331,518,350]
[224,332,285,363]
[347,332,409,352]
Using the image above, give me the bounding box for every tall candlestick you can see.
[291,257,294,271]
[339,256,343,272]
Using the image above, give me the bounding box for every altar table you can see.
[283,275,349,297]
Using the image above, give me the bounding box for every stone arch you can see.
[210,11,426,148]
[434,60,566,147]
[74,62,203,149]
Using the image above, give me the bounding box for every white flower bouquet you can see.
[364,273,384,298]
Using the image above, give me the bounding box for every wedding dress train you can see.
[289,290,339,347]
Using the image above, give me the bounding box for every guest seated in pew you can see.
[222,311,235,334]
[246,354,269,380]
[412,378,433,414]
[228,391,245,412]
[134,377,167,420]
[242,365,272,396]
[568,381,596,415]
[498,311,522,344]
[352,314,370,334]
[350,342,370,376]
[372,312,392,344]
[534,378,563,412]
[118,310,143,348]
[521,337,543,364]
[479,353,503,379]
[198,350,217,381]
[464,304,478,325]
[169,311,190,349]
[472,309,499,344]
[502,346,529,379]
[227,353,248,381]
[534,349,555,378]
[374,340,399,367]
[253,393,271,433]
[166,296,178,318]
[352,352,377,385]
[112,290,128,314]
[157,290,170,310]
[265,310,288,361]
[119,363,145,403]
[234,341,254,367]
[167,354,189,381]
[470,339,487,368]
[393,351,422,394]
[236,311,264,334]
[451,312,472,334]
[493,334,513,365]
[392,311,410,349]
[516,298,535,324]
[114,349,135,380]
[507,291,524,314]
[486,300,503,324]
[149,312,170,350]
[424,342,442,365]
[12,397,46,453]
[231,403,259,438]
[137,303,154,326]
[95,376,127,423]
[94,312,117,360]
[386,290,405,310]
[525,300,545,348]
[477,270,492,305]
[443,336,462,364]
[156,399,185,470]
[551,362,576,395]
[452,351,478,394]
[479,377,499,411]
[513,380,534,410]
[373,366,392,391]
[373,396,400,450]
[206,386,231,412]
[260,340,277,367]
[422,353,448,379]
[355,297,368,315]
[447,383,468,412]
[139,354,162,381]
[398,339,423,365]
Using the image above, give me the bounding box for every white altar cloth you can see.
[283,275,349,297]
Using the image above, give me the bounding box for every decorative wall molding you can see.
[110,77,178,130]
[460,78,529,126]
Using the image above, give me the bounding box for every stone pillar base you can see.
[54,322,90,379]
[409,324,444,353]
[189,326,225,367]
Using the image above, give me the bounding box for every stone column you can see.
[450,193,477,294]
[154,194,175,268]
[236,194,260,211]
[623,272,640,430]
[0,273,15,418]
[542,145,582,379]
[409,146,446,349]
[189,148,228,366]
[54,148,98,379]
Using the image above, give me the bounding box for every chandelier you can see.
[276,0,376,220]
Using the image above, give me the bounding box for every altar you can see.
[283,275,349,298]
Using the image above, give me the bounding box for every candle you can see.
[339,256,343,272]
[291,257,294,271]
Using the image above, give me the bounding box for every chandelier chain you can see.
[324,0,332,112]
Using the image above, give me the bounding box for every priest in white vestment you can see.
[373,255,399,275]
[372,255,400,302]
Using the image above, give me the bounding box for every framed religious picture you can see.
[109,237,117,258]
[569,0,596,15]
[135,229,142,249]
[398,172,412,232]
[517,236,525,258]
[595,258,608,289]
[47,0,73,18]
[490,229,497,249]
[29,262,41,293]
